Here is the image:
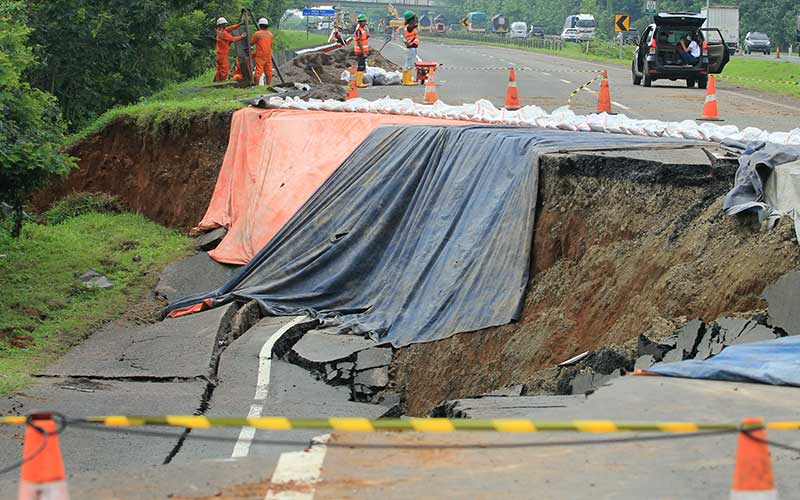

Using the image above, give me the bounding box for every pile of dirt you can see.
[33,113,232,230]
[391,149,800,415]
[277,46,400,100]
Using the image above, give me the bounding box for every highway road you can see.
[0,43,799,499]
[364,40,800,133]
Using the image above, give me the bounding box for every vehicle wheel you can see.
[643,73,652,87]
[766,50,770,55]
[745,49,750,55]
[686,77,696,88]
[632,62,642,85]
[698,75,708,89]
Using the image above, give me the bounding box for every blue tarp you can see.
[165,125,695,347]
[650,336,800,386]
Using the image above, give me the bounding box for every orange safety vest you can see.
[215,24,241,57]
[354,25,370,55]
[405,25,419,48]
[250,29,273,59]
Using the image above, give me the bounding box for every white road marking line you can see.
[611,100,631,110]
[542,72,551,76]
[586,89,596,94]
[230,316,308,459]
[264,435,330,500]
[560,79,572,84]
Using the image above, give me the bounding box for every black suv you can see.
[631,12,729,89]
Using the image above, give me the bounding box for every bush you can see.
[45,192,124,225]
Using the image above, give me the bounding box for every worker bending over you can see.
[214,17,243,82]
[354,14,370,88]
[250,18,274,86]
[402,11,419,86]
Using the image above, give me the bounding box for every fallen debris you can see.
[79,269,113,289]
[763,271,800,336]
[193,227,227,251]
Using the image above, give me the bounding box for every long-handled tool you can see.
[245,8,285,86]
[369,38,392,65]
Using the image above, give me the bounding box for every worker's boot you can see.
[356,71,367,88]
[402,69,415,86]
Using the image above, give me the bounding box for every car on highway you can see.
[744,32,771,55]
[616,28,639,45]
[509,22,527,39]
[631,12,730,89]
[528,25,545,39]
[561,28,579,42]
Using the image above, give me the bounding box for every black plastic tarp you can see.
[166,125,696,347]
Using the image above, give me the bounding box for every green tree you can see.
[0,1,76,237]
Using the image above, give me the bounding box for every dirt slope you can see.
[392,150,800,415]
[34,113,232,230]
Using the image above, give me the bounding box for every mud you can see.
[392,150,800,416]
[277,46,400,100]
[33,113,231,230]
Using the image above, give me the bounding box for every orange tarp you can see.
[195,108,471,264]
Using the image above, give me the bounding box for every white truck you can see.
[701,6,739,54]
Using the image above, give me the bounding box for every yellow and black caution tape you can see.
[4,415,799,434]
[717,75,799,85]
[566,73,604,108]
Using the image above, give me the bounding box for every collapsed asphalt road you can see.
[0,253,392,498]
[362,40,800,133]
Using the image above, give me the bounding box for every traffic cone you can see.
[505,68,520,110]
[346,66,358,100]
[699,75,723,121]
[18,415,69,499]
[596,70,612,114]
[776,47,781,59]
[423,70,438,105]
[730,418,777,500]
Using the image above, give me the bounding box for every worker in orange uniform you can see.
[402,11,419,85]
[215,17,243,82]
[250,18,274,86]
[353,14,370,88]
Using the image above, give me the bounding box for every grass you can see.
[0,212,191,395]
[66,30,330,145]
[439,35,800,98]
[717,58,800,97]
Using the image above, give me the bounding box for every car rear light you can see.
[702,40,708,55]
[649,38,657,54]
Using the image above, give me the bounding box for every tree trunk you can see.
[11,198,24,238]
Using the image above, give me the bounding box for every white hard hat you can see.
[258,18,270,26]
[216,17,228,25]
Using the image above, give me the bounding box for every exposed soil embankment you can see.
[392,149,800,415]
[33,113,232,230]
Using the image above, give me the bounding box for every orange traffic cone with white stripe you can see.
[699,75,723,121]
[505,68,520,110]
[596,70,612,113]
[346,66,358,100]
[730,418,777,500]
[18,415,70,499]
[423,70,438,105]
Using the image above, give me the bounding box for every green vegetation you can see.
[717,58,800,97]
[27,0,304,131]
[443,1,799,50]
[67,30,329,145]
[0,209,191,395]
[44,193,124,225]
[0,2,77,237]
